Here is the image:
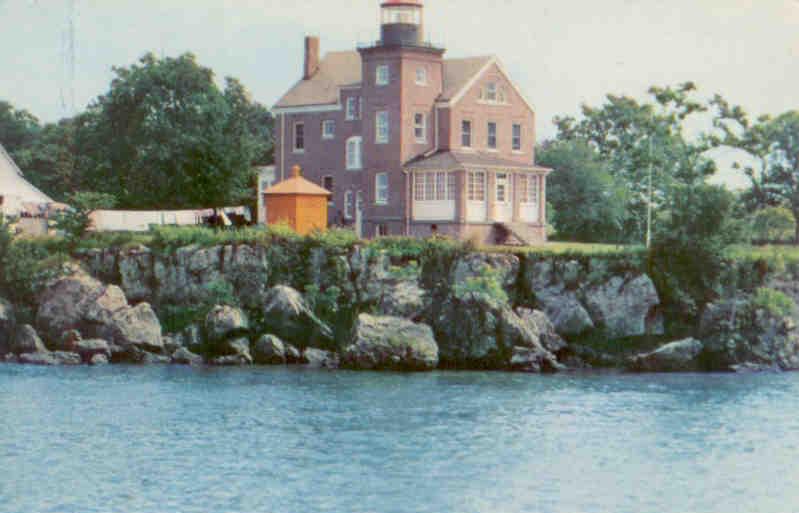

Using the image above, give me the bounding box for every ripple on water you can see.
[2,366,799,513]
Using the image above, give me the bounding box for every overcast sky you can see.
[1,0,797,187]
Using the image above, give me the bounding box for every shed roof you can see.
[263,166,332,196]
[405,150,552,173]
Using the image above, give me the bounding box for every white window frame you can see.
[468,171,486,202]
[293,122,305,153]
[414,113,427,143]
[487,122,497,150]
[413,171,455,202]
[322,120,336,140]
[415,67,428,85]
[344,190,353,219]
[376,64,390,86]
[512,124,522,151]
[376,110,389,144]
[495,172,510,203]
[346,136,363,170]
[520,175,539,204]
[375,172,389,205]
[485,82,498,102]
[461,120,472,148]
[346,97,357,120]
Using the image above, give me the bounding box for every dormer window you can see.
[415,67,428,85]
[376,64,390,86]
[479,82,507,104]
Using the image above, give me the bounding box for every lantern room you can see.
[380,0,424,46]
[263,165,331,235]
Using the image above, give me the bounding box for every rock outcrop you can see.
[205,305,249,343]
[260,286,333,347]
[11,324,47,355]
[171,347,204,366]
[36,271,163,355]
[342,314,438,371]
[19,351,82,366]
[584,274,662,339]
[0,298,15,356]
[252,334,287,365]
[303,348,339,369]
[627,339,704,373]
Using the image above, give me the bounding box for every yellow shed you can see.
[263,165,331,235]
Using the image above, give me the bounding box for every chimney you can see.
[304,36,320,80]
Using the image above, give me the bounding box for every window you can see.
[322,120,336,139]
[461,120,472,148]
[468,171,486,201]
[519,175,539,204]
[376,64,389,86]
[512,124,522,151]
[344,190,353,219]
[346,136,362,170]
[293,122,305,152]
[487,122,497,149]
[496,173,509,203]
[376,110,389,144]
[414,172,455,201]
[415,67,427,85]
[375,173,389,205]
[346,97,359,120]
[322,175,334,193]
[376,224,390,237]
[485,82,497,102]
[414,113,427,143]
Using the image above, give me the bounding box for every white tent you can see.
[0,141,53,216]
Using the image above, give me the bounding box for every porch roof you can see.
[404,151,552,173]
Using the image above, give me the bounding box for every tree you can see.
[0,101,40,156]
[537,140,628,243]
[750,206,796,243]
[54,192,117,246]
[708,98,799,242]
[554,82,716,243]
[76,52,273,210]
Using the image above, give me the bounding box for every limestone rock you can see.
[101,303,163,353]
[452,253,519,291]
[90,354,109,366]
[627,339,704,373]
[19,351,81,366]
[342,314,439,371]
[303,348,339,369]
[11,325,47,355]
[378,280,427,319]
[171,347,204,366]
[535,287,595,336]
[260,286,333,347]
[205,305,249,343]
[75,339,111,363]
[515,308,568,355]
[252,335,286,365]
[584,274,660,339]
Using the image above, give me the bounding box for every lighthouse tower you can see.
[380,0,425,47]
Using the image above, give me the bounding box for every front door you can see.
[494,172,513,222]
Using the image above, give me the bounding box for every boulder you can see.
[342,314,439,371]
[171,347,204,366]
[75,339,111,363]
[627,339,704,373]
[584,274,661,339]
[163,336,182,355]
[205,305,249,343]
[55,330,82,352]
[500,308,564,373]
[303,348,339,369]
[19,351,82,366]
[11,325,48,355]
[90,354,109,366]
[700,299,799,372]
[36,271,163,353]
[515,308,567,355]
[252,335,286,365]
[117,246,155,303]
[140,352,172,365]
[260,286,333,347]
[378,280,427,319]
[0,298,15,355]
[284,343,303,364]
[209,353,252,366]
[452,253,519,291]
[535,287,595,336]
[208,337,252,366]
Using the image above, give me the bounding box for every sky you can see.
[1,0,797,188]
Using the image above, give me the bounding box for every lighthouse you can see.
[380,0,425,47]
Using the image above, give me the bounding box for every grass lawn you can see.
[488,241,645,256]
[725,244,799,263]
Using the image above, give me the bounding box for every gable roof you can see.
[0,142,53,206]
[263,171,331,197]
[272,52,497,110]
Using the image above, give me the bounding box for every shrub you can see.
[749,206,796,242]
[53,192,117,247]
[750,288,796,318]
[0,239,70,310]
[452,266,509,305]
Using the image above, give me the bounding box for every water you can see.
[1,366,799,513]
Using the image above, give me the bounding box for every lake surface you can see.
[1,365,799,513]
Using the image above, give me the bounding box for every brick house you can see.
[272,0,551,244]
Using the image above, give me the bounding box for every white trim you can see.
[322,119,336,140]
[272,104,342,115]
[376,64,390,86]
[375,172,389,205]
[346,136,363,171]
[293,121,305,153]
[441,56,537,114]
[414,112,427,144]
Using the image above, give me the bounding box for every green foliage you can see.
[749,206,797,242]
[749,288,796,318]
[649,183,742,318]
[554,82,716,243]
[54,192,117,246]
[0,239,70,309]
[157,279,239,333]
[452,266,509,305]
[537,140,628,243]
